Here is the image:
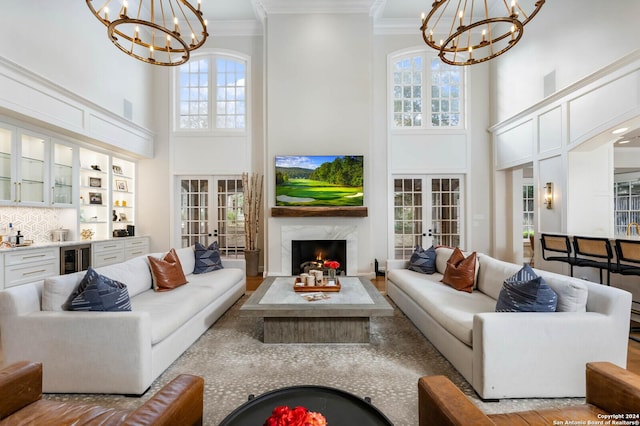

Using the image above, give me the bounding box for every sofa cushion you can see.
[149,249,188,292]
[475,255,523,300]
[538,270,589,312]
[43,273,85,311]
[94,255,152,298]
[63,267,131,312]
[43,256,152,311]
[174,246,196,277]
[388,269,496,346]
[495,264,558,312]
[408,245,437,274]
[193,241,224,274]
[441,248,477,293]
[131,268,243,344]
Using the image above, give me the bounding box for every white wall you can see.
[0,1,154,129]
[265,13,374,275]
[567,144,614,236]
[490,0,640,124]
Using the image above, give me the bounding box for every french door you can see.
[391,175,464,259]
[178,175,245,257]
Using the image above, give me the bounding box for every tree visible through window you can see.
[391,52,463,129]
[177,53,247,131]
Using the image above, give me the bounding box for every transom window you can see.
[391,52,464,129]
[176,52,247,131]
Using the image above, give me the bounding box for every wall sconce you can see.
[543,182,553,209]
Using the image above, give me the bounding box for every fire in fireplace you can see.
[291,240,347,276]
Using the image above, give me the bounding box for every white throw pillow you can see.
[42,273,85,311]
[554,280,589,312]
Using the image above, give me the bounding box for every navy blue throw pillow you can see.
[63,267,131,312]
[408,245,437,275]
[193,241,224,274]
[495,264,557,312]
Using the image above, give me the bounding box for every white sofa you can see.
[386,247,632,400]
[0,245,245,395]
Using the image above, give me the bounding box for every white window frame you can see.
[171,49,251,136]
[387,48,466,132]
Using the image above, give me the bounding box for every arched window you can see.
[390,51,464,129]
[175,52,248,132]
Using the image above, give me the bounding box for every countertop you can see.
[0,236,148,252]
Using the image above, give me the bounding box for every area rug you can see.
[48,296,583,425]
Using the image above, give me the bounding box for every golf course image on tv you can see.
[275,155,364,206]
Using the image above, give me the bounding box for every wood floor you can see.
[245,275,640,374]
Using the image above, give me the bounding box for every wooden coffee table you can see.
[240,276,393,343]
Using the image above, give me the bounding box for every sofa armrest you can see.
[586,362,640,414]
[418,375,494,426]
[0,361,42,419]
[222,259,246,274]
[2,312,152,394]
[386,259,409,271]
[123,374,204,426]
[473,312,628,399]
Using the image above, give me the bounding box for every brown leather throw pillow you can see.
[148,248,188,292]
[441,247,477,293]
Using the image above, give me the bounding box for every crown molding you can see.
[374,18,421,35]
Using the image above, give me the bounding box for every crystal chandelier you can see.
[420,0,545,66]
[86,0,209,66]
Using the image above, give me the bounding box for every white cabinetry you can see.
[125,237,149,260]
[4,247,59,288]
[92,237,150,267]
[0,123,49,206]
[92,240,125,267]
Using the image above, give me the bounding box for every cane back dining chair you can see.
[572,236,614,285]
[539,234,579,276]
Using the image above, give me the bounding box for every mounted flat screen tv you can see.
[275,155,364,207]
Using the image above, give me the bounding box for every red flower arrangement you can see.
[264,406,327,426]
[323,260,340,270]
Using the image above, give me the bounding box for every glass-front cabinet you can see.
[51,141,76,206]
[0,123,49,207]
[18,130,47,205]
[0,126,13,203]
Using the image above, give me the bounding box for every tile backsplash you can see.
[0,207,65,242]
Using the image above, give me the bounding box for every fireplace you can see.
[291,240,347,276]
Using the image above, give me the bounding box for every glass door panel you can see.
[178,175,245,258]
[393,178,427,259]
[53,143,74,205]
[0,126,13,202]
[215,177,244,257]
[180,178,211,248]
[392,175,464,260]
[431,177,462,247]
[19,132,46,204]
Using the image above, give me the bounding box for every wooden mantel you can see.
[271,207,368,217]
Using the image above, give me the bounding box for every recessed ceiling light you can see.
[618,140,630,144]
[612,127,628,134]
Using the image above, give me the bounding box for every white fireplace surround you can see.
[282,225,358,276]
